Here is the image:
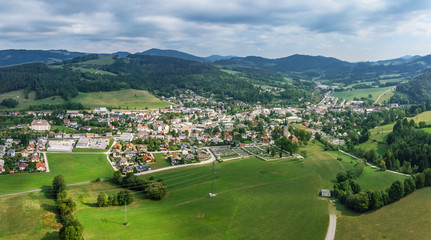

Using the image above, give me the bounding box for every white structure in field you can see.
[31,120,51,131]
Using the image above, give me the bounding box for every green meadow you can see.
[0,153,114,195]
[332,86,394,101]
[0,144,415,240]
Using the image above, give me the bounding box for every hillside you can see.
[0,49,88,66]
[396,71,431,103]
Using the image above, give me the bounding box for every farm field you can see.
[332,86,394,101]
[70,89,171,109]
[0,153,114,195]
[408,110,431,124]
[336,188,431,240]
[0,143,354,239]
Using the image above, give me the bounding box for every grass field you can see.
[332,86,394,101]
[51,125,79,134]
[77,56,115,66]
[71,66,117,76]
[0,153,114,195]
[148,153,172,170]
[408,110,431,124]
[0,89,170,110]
[70,89,171,109]
[0,143,415,240]
[0,90,66,110]
[0,143,354,239]
[336,188,431,240]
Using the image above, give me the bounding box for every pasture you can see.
[332,86,394,101]
[0,153,114,195]
[70,89,171,109]
[336,188,431,240]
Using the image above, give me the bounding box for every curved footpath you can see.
[325,213,337,240]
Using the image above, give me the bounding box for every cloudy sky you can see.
[1,0,431,61]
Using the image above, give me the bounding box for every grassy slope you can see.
[332,86,394,101]
[336,188,431,240]
[70,89,171,109]
[0,89,170,110]
[0,153,114,195]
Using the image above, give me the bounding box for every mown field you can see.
[0,89,170,110]
[0,153,114,195]
[332,86,394,101]
[0,143,416,240]
[70,89,171,109]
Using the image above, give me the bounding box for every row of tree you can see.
[333,160,431,212]
[52,175,84,239]
[97,190,133,207]
[112,172,167,200]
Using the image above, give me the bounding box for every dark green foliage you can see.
[414,172,425,189]
[52,175,67,196]
[97,192,109,207]
[387,180,405,202]
[386,119,431,172]
[424,169,431,186]
[0,98,19,108]
[396,71,431,103]
[355,192,370,212]
[117,190,133,205]
[59,225,83,240]
[336,171,348,183]
[274,136,299,153]
[369,190,383,210]
[404,177,416,195]
[145,182,167,200]
[112,171,122,184]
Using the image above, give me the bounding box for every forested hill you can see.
[0,49,88,66]
[215,55,353,73]
[396,71,431,103]
[0,55,274,103]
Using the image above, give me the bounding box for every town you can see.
[0,88,404,176]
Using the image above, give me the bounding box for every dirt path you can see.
[325,213,337,240]
[374,87,395,104]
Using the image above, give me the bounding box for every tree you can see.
[424,168,431,186]
[378,160,386,171]
[117,190,133,205]
[53,175,67,196]
[336,171,348,183]
[369,190,383,210]
[401,161,412,174]
[355,192,370,212]
[59,225,82,240]
[97,192,109,207]
[112,171,122,184]
[145,182,167,200]
[414,172,425,189]
[387,180,404,202]
[404,177,416,195]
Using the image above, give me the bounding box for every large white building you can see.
[31,120,51,131]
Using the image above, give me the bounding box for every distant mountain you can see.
[0,49,88,66]
[205,55,236,62]
[137,48,208,63]
[137,48,235,62]
[214,54,352,73]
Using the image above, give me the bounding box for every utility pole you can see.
[123,204,128,226]
[210,160,216,197]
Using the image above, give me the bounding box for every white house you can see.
[31,120,51,131]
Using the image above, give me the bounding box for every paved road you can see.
[325,213,337,240]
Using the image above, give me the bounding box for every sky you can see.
[1,0,431,62]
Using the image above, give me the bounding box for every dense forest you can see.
[0,55,278,104]
[386,118,431,172]
[395,71,431,103]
